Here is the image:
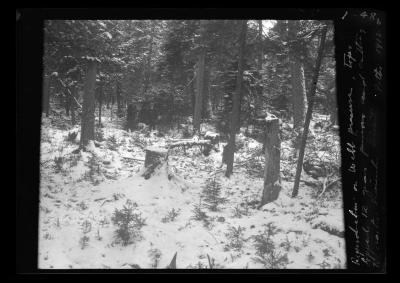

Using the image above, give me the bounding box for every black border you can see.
[15,8,387,277]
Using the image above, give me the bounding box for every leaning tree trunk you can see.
[260,116,281,206]
[226,20,248,178]
[80,60,97,148]
[292,26,328,198]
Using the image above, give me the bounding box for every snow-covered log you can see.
[141,146,168,179]
[167,139,212,156]
[168,139,211,149]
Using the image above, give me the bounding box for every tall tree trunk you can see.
[116,80,121,117]
[98,100,102,127]
[292,26,328,198]
[98,84,103,127]
[288,21,307,132]
[225,20,248,178]
[193,20,207,135]
[194,54,206,133]
[255,20,263,117]
[106,91,110,109]
[80,60,97,148]
[142,23,155,98]
[202,67,212,119]
[42,74,50,117]
[71,86,76,126]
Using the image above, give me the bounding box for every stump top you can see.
[145,146,168,153]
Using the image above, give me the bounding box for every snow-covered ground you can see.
[38,107,345,269]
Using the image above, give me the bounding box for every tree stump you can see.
[141,146,168,179]
[260,116,281,207]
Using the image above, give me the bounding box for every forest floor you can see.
[38,104,345,269]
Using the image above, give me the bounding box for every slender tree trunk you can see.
[116,80,121,117]
[80,60,97,148]
[71,87,76,126]
[194,39,206,134]
[226,20,247,178]
[292,26,328,198]
[98,100,102,127]
[142,24,155,98]
[106,91,110,109]
[42,74,50,117]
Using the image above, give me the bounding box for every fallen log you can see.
[167,139,212,156]
[167,139,211,149]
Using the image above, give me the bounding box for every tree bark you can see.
[193,26,206,134]
[97,84,104,127]
[225,20,247,178]
[80,60,97,148]
[42,74,50,117]
[202,67,212,119]
[116,80,122,117]
[98,100,102,127]
[292,26,328,198]
[254,20,263,117]
[71,87,77,126]
[288,21,307,132]
[260,116,281,206]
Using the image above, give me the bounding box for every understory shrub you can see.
[111,200,146,246]
[252,223,289,268]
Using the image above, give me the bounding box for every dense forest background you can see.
[42,19,337,141]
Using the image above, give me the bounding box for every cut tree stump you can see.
[260,116,281,207]
[141,146,168,179]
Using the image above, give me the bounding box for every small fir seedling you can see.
[252,223,289,269]
[225,225,246,251]
[79,235,90,249]
[54,156,64,173]
[232,204,250,218]
[81,220,92,234]
[111,200,146,246]
[202,175,226,212]
[96,228,102,241]
[161,208,180,223]
[191,198,211,228]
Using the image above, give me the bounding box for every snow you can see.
[38,109,345,269]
